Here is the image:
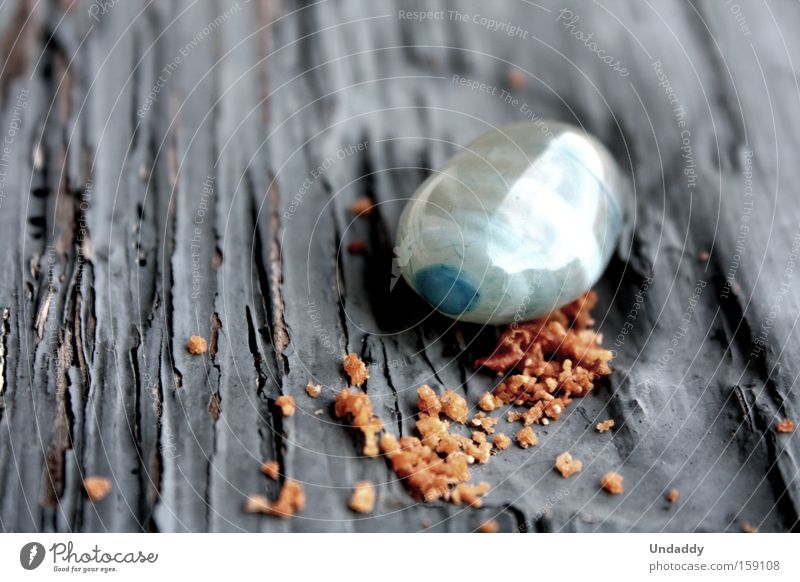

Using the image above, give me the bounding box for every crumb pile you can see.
[333,293,621,510]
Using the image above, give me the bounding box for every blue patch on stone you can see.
[415,264,479,315]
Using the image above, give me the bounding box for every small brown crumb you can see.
[422,518,433,528]
[554,452,582,478]
[600,471,624,494]
[305,382,322,398]
[335,388,383,457]
[417,385,442,415]
[516,426,538,448]
[451,482,490,508]
[478,519,499,533]
[343,353,369,386]
[260,461,280,480]
[275,395,295,417]
[441,389,468,423]
[507,69,527,90]
[187,335,208,355]
[83,477,112,502]
[471,412,498,434]
[741,520,758,533]
[244,494,270,514]
[478,392,502,412]
[776,418,795,433]
[244,479,306,518]
[698,250,710,261]
[347,240,367,255]
[351,197,374,217]
[492,433,511,450]
[349,480,376,513]
[596,419,615,433]
[665,488,679,503]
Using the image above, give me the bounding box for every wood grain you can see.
[0,0,798,532]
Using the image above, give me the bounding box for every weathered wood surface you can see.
[0,0,798,533]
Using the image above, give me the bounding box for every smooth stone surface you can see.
[396,120,627,324]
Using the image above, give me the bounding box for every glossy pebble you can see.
[396,121,627,324]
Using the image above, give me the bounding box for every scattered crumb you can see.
[83,477,112,502]
[244,495,270,514]
[554,452,582,478]
[244,479,306,518]
[596,419,615,433]
[305,382,322,398]
[776,418,795,433]
[351,197,374,217]
[476,292,612,398]
[600,471,624,494]
[699,250,710,261]
[665,488,679,504]
[507,69,527,90]
[451,482,490,508]
[741,521,758,533]
[187,335,208,355]
[335,388,383,457]
[260,461,280,480]
[441,389,469,423]
[471,412,498,434]
[275,395,296,417]
[516,426,538,448]
[314,408,324,416]
[478,392,502,412]
[492,433,511,450]
[347,240,367,254]
[349,481,376,513]
[343,353,369,386]
[417,384,442,415]
[478,519,499,533]
[422,518,433,528]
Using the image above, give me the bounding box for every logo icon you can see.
[20,542,45,570]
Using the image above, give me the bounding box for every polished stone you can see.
[396,121,626,324]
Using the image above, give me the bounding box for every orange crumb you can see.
[741,521,758,533]
[492,433,511,450]
[83,477,112,502]
[187,335,208,355]
[275,395,296,417]
[471,412,498,434]
[417,385,442,415]
[335,388,383,457]
[441,389,468,423]
[665,488,679,503]
[516,426,538,448]
[351,197,374,217]
[600,471,624,494]
[244,494,270,514]
[451,482,490,508]
[343,353,369,386]
[305,382,322,398]
[244,479,306,518]
[596,419,615,433]
[478,392,501,412]
[776,418,795,433]
[260,461,280,480]
[349,481,376,513]
[347,240,367,254]
[507,69,527,90]
[555,452,582,478]
[478,519,499,533]
[472,431,487,444]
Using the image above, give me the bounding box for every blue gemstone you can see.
[396,121,627,324]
